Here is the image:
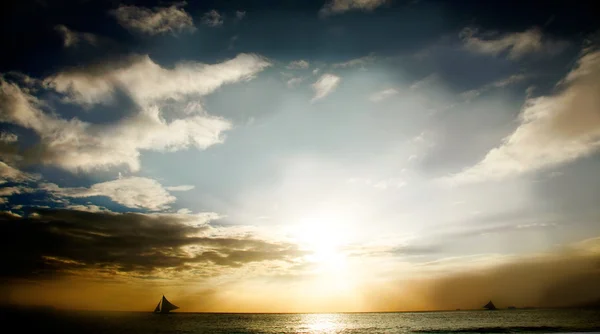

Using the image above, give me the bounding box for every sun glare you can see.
[288,212,354,269]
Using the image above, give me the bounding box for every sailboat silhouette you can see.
[483,300,497,310]
[154,295,179,314]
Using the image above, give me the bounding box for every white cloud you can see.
[311,73,341,102]
[445,50,600,184]
[112,4,195,35]
[0,79,233,172]
[42,176,177,211]
[201,10,223,27]
[460,27,568,60]
[4,53,270,172]
[320,0,389,17]
[286,60,310,69]
[165,185,195,191]
[45,53,270,106]
[369,88,399,102]
[54,25,99,47]
[286,77,303,88]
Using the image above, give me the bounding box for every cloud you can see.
[0,132,17,143]
[369,88,399,102]
[460,27,568,60]
[0,78,232,172]
[111,4,195,35]
[0,187,24,197]
[460,73,529,101]
[319,0,389,17]
[64,204,110,213]
[332,54,376,68]
[286,77,303,88]
[286,60,310,69]
[201,10,223,27]
[0,161,37,184]
[0,54,270,172]
[45,53,270,106]
[0,209,306,279]
[54,25,99,47]
[42,176,178,211]
[165,185,195,192]
[0,186,35,206]
[445,49,600,184]
[311,74,341,102]
[410,73,439,90]
[235,10,246,20]
[228,35,238,50]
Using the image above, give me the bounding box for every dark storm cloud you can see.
[0,209,306,279]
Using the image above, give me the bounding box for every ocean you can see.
[3,308,600,333]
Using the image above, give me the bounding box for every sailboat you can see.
[483,300,497,310]
[153,295,179,314]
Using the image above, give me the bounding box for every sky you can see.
[1,0,600,312]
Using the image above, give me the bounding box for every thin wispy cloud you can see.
[369,88,399,102]
[460,27,568,59]
[236,10,246,20]
[320,0,389,17]
[286,60,310,69]
[201,10,224,27]
[460,73,529,101]
[166,185,195,192]
[286,77,304,88]
[311,73,341,102]
[332,54,376,68]
[54,25,99,47]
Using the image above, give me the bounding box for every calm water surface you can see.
[4,309,600,333]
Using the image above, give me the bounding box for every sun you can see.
[287,212,354,269]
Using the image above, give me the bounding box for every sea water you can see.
[3,308,600,333]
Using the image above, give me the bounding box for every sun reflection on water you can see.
[298,313,344,333]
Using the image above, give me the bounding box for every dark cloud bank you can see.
[0,209,305,280]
